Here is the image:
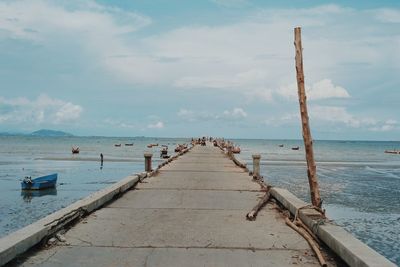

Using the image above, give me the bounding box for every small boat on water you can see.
[384,150,400,154]
[114,144,121,147]
[72,146,79,154]
[125,143,134,146]
[291,146,300,151]
[21,173,57,190]
[147,143,159,148]
[278,144,284,147]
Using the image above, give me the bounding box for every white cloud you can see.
[374,8,400,23]
[177,109,196,122]
[210,0,249,8]
[369,119,398,132]
[279,79,350,101]
[177,109,216,122]
[147,121,164,129]
[369,125,395,132]
[0,0,151,41]
[104,118,138,129]
[1,2,397,103]
[174,69,270,91]
[55,102,83,123]
[244,89,273,102]
[385,119,397,125]
[0,95,83,125]
[0,2,399,139]
[310,106,364,127]
[177,108,194,117]
[265,113,299,126]
[177,108,248,122]
[308,79,350,100]
[222,108,247,119]
[264,106,398,133]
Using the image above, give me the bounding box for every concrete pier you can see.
[8,144,337,267]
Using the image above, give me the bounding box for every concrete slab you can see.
[13,247,320,267]
[108,189,264,210]
[63,207,309,250]
[139,172,259,191]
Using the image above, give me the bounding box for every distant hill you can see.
[0,132,22,136]
[30,129,74,137]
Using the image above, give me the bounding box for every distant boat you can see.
[114,144,121,147]
[147,143,158,148]
[72,146,79,154]
[278,144,284,147]
[384,150,400,154]
[291,146,300,151]
[21,174,57,190]
[125,143,134,146]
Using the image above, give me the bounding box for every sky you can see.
[0,0,399,140]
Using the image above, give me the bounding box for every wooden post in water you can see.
[294,27,322,208]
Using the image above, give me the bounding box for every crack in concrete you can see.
[36,248,59,265]
[73,237,94,247]
[143,247,155,267]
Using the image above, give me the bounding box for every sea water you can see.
[234,139,400,265]
[0,136,188,237]
[0,137,399,264]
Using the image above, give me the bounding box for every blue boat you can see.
[21,173,58,190]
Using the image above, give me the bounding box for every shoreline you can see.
[35,157,142,162]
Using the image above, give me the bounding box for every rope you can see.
[292,204,328,242]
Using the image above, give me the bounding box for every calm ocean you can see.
[0,136,399,264]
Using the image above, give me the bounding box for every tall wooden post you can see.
[294,27,322,208]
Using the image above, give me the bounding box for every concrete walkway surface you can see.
[9,144,340,267]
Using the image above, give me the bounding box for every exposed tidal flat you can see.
[235,139,400,265]
[0,137,399,265]
[0,136,188,237]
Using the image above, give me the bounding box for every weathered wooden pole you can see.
[294,27,322,208]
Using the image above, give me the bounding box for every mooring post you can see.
[252,154,261,179]
[294,27,322,208]
[144,153,153,172]
[227,145,232,157]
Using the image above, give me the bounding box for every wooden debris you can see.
[246,186,272,221]
[294,219,320,245]
[285,217,327,267]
